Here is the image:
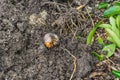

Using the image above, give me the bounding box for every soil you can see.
[0,0,120,80]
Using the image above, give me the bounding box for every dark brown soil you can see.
[0,0,120,80]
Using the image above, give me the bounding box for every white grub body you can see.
[43,33,59,48]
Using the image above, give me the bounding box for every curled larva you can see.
[43,33,59,48]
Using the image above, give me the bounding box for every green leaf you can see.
[107,36,114,42]
[105,28,120,48]
[116,15,120,32]
[98,2,109,9]
[98,24,112,29]
[86,28,97,45]
[92,52,104,61]
[114,1,120,6]
[102,44,116,58]
[86,22,101,45]
[109,16,119,37]
[109,17,116,28]
[112,70,120,78]
[97,37,104,45]
[103,6,120,17]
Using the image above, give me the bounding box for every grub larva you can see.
[43,33,59,48]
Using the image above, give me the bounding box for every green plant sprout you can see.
[103,1,120,17]
[112,70,120,79]
[98,15,120,58]
[98,2,109,9]
[86,1,120,60]
[92,52,104,61]
[86,1,120,79]
[86,22,102,45]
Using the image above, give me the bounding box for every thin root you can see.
[61,47,77,80]
[85,7,94,27]
[76,5,85,10]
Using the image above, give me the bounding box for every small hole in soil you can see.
[15,50,21,55]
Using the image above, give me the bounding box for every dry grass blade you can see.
[61,47,77,80]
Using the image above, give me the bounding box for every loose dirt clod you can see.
[29,10,48,26]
